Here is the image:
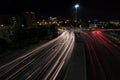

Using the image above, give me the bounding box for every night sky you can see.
[0,0,120,20]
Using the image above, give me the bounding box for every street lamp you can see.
[75,4,79,8]
[74,4,79,21]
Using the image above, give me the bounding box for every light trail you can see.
[0,31,75,80]
[78,30,120,80]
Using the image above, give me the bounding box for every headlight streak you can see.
[0,31,75,80]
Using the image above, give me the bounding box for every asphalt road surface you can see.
[0,29,120,80]
[78,30,120,80]
[0,31,75,80]
[64,32,86,80]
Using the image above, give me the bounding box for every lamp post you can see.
[74,4,79,27]
[74,4,79,22]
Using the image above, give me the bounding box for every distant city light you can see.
[37,21,39,24]
[1,24,4,27]
[102,26,104,29]
[30,12,35,15]
[21,24,24,27]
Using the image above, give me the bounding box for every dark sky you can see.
[0,0,120,20]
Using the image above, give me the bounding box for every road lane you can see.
[78,30,120,80]
[0,31,75,80]
[64,32,86,80]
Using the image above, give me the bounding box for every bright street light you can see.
[74,4,79,27]
[74,4,79,8]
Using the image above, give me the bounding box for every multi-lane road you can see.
[0,31,75,80]
[77,29,120,80]
[0,29,120,80]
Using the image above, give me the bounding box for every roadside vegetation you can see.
[0,24,58,54]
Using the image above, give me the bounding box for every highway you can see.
[0,29,120,80]
[78,30,120,80]
[0,31,75,80]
